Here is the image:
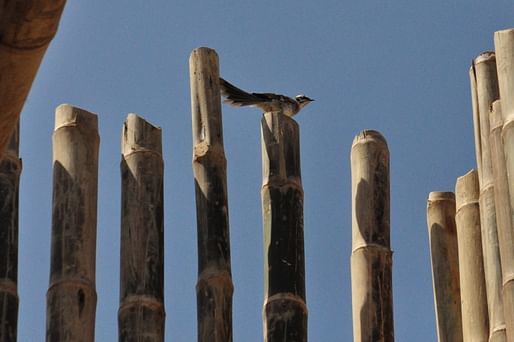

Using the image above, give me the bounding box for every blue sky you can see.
[16,1,514,341]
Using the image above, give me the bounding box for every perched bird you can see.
[219,78,314,117]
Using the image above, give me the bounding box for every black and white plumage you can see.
[219,78,314,117]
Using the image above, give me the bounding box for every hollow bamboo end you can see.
[351,129,387,149]
[54,104,98,131]
[428,191,455,202]
[455,169,479,209]
[122,113,162,156]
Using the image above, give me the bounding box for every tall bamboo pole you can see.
[261,112,307,342]
[350,130,393,342]
[118,114,165,341]
[0,1,67,155]
[46,104,99,342]
[426,192,462,342]
[189,47,233,342]
[0,123,21,342]
[489,100,514,340]
[470,52,505,342]
[455,170,489,341]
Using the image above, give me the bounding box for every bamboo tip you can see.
[189,47,218,63]
[54,104,98,131]
[490,100,503,130]
[473,51,496,65]
[262,111,299,128]
[455,169,479,208]
[122,113,162,156]
[428,191,455,202]
[351,129,387,149]
[494,27,514,37]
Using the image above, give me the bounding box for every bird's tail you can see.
[219,78,263,107]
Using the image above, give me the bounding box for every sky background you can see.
[15,1,514,341]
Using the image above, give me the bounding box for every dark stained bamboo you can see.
[426,192,462,342]
[0,123,21,342]
[261,112,307,342]
[489,100,514,341]
[455,170,489,341]
[118,114,165,341]
[350,130,393,342]
[189,47,233,342]
[470,52,506,342]
[46,105,99,342]
[0,1,66,155]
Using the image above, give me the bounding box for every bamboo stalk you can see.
[118,114,165,341]
[189,47,233,342]
[46,104,99,342]
[261,112,307,342]
[0,123,21,342]
[350,130,393,342]
[0,1,67,155]
[455,170,489,341]
[489,100,514,341]
[426,192,462,342]
[470,52,505,342]
[494,29,514,123]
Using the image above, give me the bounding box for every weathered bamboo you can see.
[495,29,514,341]
[118,114,165,341]
[489,100,514,341]
[0,123,21,342]
[46,105,99,342]
[470,52,505,342]
[0,1,67,155]
[350,130,393,342]
[426,192,462,342]
[189,47,233,342]
[261,112,307,342]
[455,170,489,341]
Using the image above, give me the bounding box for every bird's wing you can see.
[219,78,272,107]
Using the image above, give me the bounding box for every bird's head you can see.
[295,95,315,109]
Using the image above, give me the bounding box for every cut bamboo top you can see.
[54,104,98,132]
[122,113,162,157]
[428,191,455,203]
[494,28,514,122]
[351,129,388,148]
[455,169,479,211]
[473,51,496,65]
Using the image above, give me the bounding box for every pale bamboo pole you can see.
[489,100,514,340]
[118,114,165,341]
[0,1,67,155]
[350,130,393,342]
[189,47,233,342]
[455,170,489,341]
[0,123,21,342]
[470,52,506,342]
[426,192,462,342]
[261,112,307,342]
[46,105,99,342]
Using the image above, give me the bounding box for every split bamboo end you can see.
[55,104,98,132]
[455,169,479,210]
[122,113,162,156]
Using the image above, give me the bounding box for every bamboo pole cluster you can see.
[426,28,514,342]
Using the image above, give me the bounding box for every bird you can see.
[219,78,314,117]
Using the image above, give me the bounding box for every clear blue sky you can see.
[16,1,514,341]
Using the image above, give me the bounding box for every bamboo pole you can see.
[455,170,489,341]
[489,100,514,340]
[46,104,99,342]
[0,123,21,342]
[350,130,393,342]
[426,192,462,342]
[118,114,165,341]
[0,1,67,155]
[470,52,505,342]
[261,112,307,342]
[189,47,233,342]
